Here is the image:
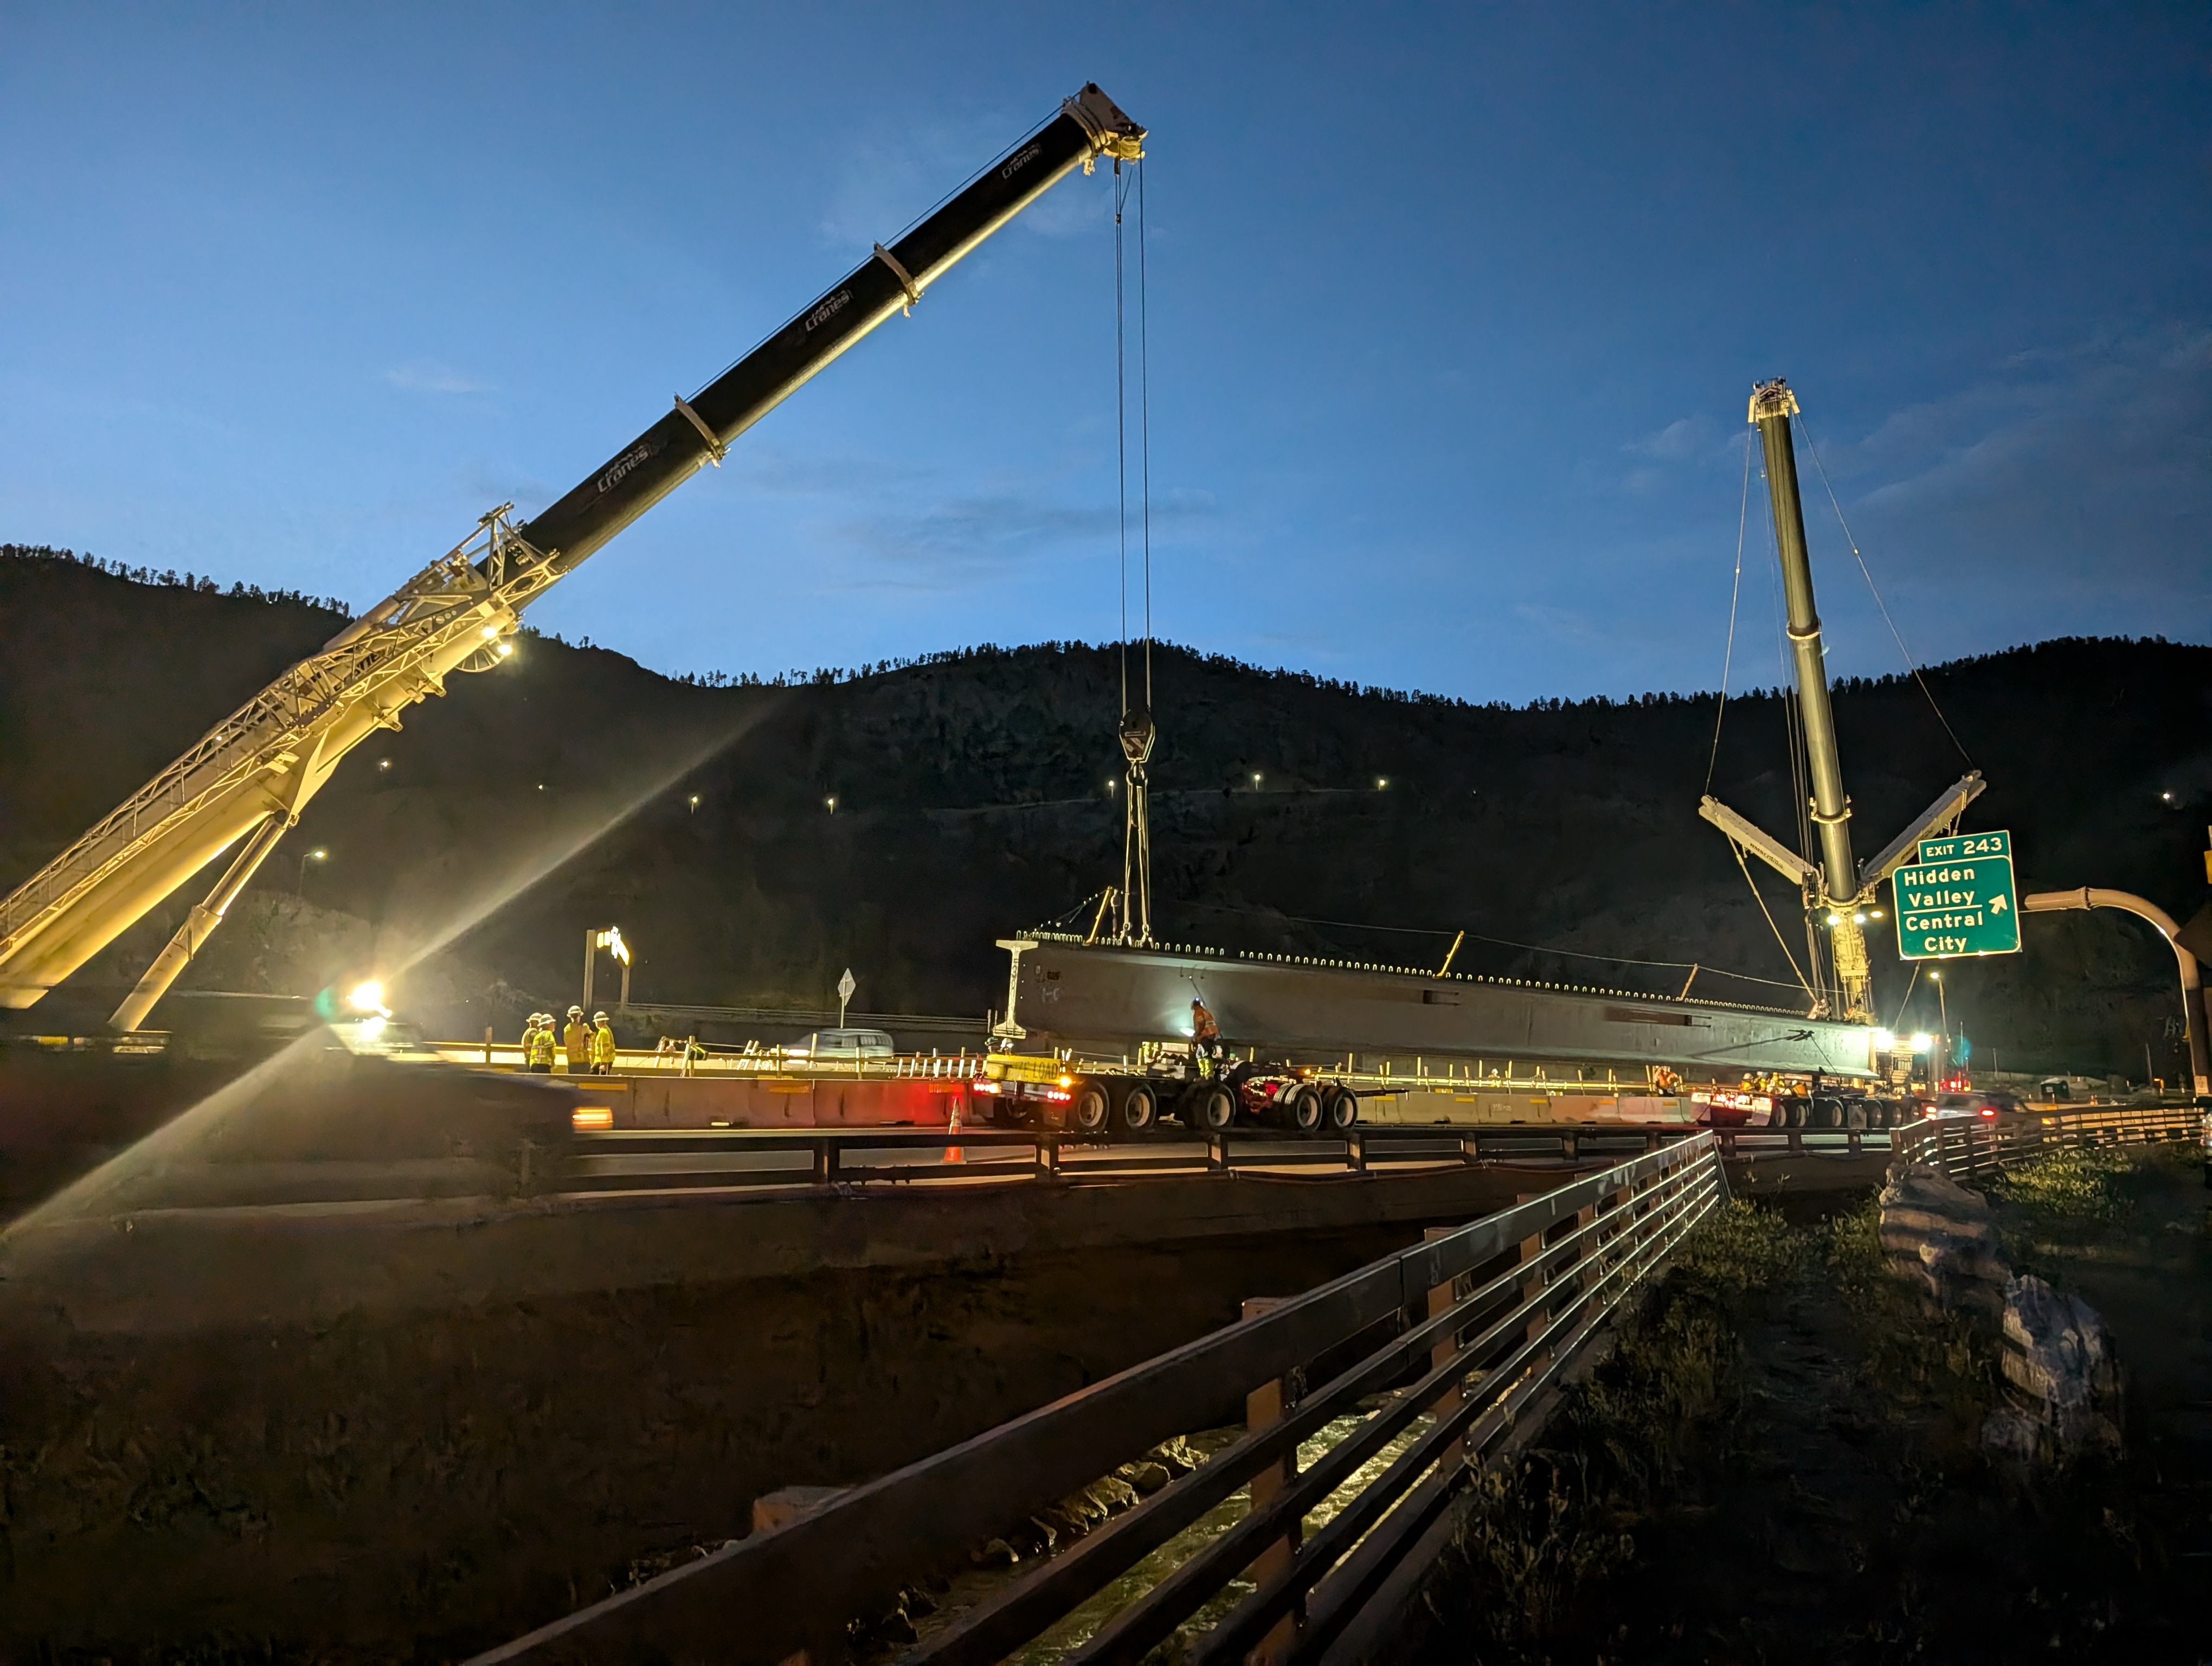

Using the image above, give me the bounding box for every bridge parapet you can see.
[472,1136,1727,1665]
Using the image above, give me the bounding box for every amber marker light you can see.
[571,1107,615,1131]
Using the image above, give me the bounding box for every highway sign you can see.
[1893,829,2020,960]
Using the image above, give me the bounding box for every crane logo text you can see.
[597,440,659,495]
[1002,143,1042,181]
[805,290,852,332]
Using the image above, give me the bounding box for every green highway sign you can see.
[1893,829,2021,960]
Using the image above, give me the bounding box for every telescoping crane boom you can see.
[0,85,1146,1028]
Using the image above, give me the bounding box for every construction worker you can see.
[1191,998,1224,1076]
[563,1005,590,1075]
[525,1015,556,1074]
[591,1011,616,1074]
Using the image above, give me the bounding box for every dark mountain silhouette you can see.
[4,546,2207,1077]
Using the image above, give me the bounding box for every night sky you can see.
[4,4,2205,703]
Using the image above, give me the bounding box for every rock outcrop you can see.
[1877,1163,2011,1316]
[1982,1274,2123,1461]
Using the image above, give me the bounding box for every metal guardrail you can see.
[473,1136,1727,1664]
[561,1121,1825,1194]
[1891,1102,2203,1182]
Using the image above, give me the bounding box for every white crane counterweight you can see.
[0,86,1145,1025]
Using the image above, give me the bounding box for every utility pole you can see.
[1749,379,1872,1021]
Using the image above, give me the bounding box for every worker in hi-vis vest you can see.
[525,1016,556,1073]
[563,1005,590,1075]
[591,1012,617,1074]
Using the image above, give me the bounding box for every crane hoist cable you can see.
[1110,152,1157,946]
[1792,411,1974,768]
[1703,430,1755,796]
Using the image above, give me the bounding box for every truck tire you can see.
[1189,1086,1236,1133]
[1071,1081,1111,1135]
[1286,1085,1326,1136]
[1325,1086,1359,1132]
[1116,1081,1158,1133]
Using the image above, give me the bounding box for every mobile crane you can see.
[0,86,1144,1031]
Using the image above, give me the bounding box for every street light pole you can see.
[2024,887,2210,1096]
[295,848,327,895]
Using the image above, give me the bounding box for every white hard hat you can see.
[593,1011,608,1023]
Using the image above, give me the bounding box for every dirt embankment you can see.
[1411,1145,2212,1663]
[0,1220,1417,1661]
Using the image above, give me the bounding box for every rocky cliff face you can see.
[5,547,2206,1073]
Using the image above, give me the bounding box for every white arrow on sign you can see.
[1990,894,2008,913]
[837,967,856,1028]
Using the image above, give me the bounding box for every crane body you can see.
[0,86,1144,1023]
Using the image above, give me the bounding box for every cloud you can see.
[383,358,493,395]
[806,483,1221,594]
[1625,415,1713,461]
[1743,322,2212,637]
[833,494,1116,586]
[1511,601,1610,646]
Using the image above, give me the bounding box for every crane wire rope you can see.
[1114,160,1131,717]
[1729,840,1819,1005]
[1110,158,1154,718]
[1138,158,1153,707]
[1889,960,1923,1034]
[1791,412,1973,768]
[1703,430,1755,795]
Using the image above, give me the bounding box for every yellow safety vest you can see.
[591,1026,616,1066]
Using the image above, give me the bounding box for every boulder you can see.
[1879,1163,2011,1316]
[1987,1274,2122,1459]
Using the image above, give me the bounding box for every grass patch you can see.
[1417,1196,1999,1664]
[1986,1145,2139,1228]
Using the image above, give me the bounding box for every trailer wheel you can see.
[1070,1081,1111,1134]
[1189,1086,1237,1133]
[1286,1085,1326,1136]
[1116,1082,1158,1133]
[1324,1087,1359,1132]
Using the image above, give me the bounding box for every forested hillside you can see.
[4,546,2207,1076]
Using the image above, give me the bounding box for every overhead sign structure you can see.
[1893,830,2021,960]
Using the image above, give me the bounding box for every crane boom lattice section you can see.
[0,510,552,1007]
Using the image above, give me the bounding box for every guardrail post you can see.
[1459,1133,1481,1165]
[1570,1200,1600,1307]
[812,1139,837,1187]
[1516,1198,1548,1351]
[1208,1132,1229,1174]
[1847,1127,1862,1155]
[1424,1227,1467,1472]
[1242,1296,1302,1666]
[1347,1130,1367,1174]
[1787,1126,1804,1155]
[1644,1131,1661,1154]
[1034,1135,1061,1182]
[1561,1130,1579,1160]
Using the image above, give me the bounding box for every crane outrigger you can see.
[0,85,1145,1030]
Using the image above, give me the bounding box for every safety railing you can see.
[558,1122,1734,1194]
[1892,1101,2203,1182]
[473,1136,1727,1665]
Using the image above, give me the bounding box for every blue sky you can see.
[4,4,2205,703]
